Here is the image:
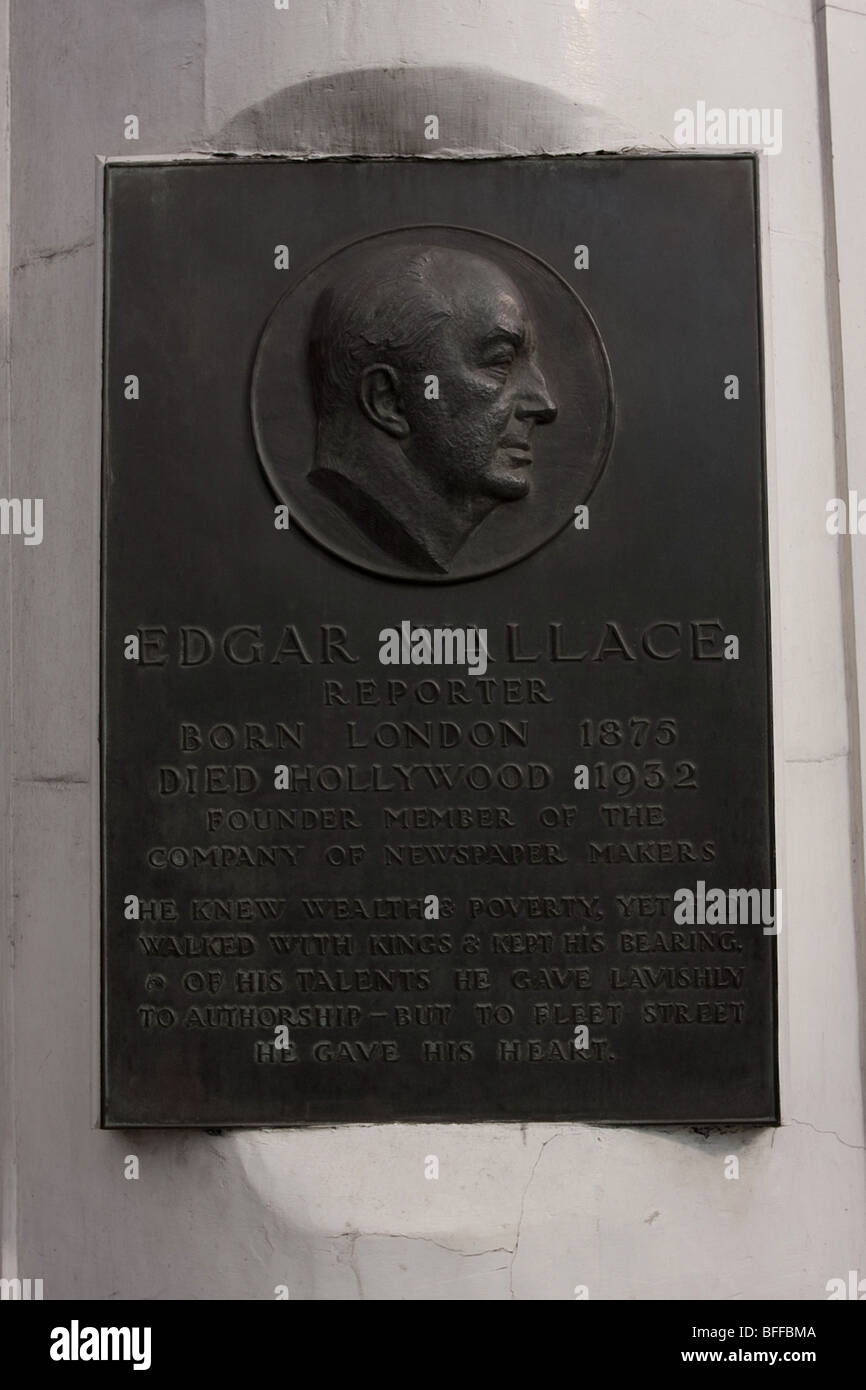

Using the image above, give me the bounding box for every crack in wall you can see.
[12,237,94,271]
[509,1133,562,1299]
[787,1117,866,1150]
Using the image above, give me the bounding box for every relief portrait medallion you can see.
[251,226,614,583]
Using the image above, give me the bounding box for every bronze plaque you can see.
[101,155,777,1125]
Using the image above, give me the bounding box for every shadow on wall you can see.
[205,63,632,156]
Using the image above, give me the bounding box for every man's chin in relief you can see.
[307,243,558,573]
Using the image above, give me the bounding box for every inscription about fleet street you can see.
[101,156,777,1125]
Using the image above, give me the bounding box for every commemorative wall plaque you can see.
[101,156,777,1126]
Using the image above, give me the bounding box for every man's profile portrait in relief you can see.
[306,244,558,574]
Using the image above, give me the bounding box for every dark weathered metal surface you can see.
[102,156,776,1126]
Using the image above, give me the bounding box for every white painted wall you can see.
[2,0,864,1300]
